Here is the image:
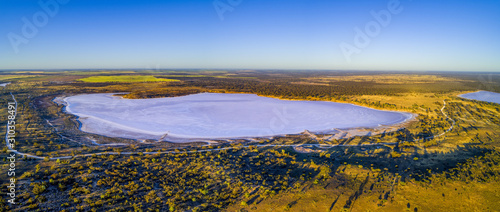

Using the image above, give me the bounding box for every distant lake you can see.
[459,91,500,104]
[62,93,414,140]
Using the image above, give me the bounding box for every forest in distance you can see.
[0,70,499,212]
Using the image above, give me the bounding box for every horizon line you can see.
[0,69,499,73]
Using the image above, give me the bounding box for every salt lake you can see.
[62,93,414,141]
[459,91,500,104]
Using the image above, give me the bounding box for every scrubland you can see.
[0,70,499,211]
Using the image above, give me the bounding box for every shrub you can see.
[391,152,402,158]
[32,183,46,195]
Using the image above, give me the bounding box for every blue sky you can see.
[1,0,499,71]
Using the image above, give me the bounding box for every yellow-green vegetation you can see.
[227,151,500,212]
[0,75,39,81]
[0,70,499,211]
[77,75,179,83]
[308,74,469,84]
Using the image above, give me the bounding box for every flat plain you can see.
[0,70,499,212]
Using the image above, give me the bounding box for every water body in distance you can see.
[0,82,11,87]
[62,93,414,140]
[459,91,500,104]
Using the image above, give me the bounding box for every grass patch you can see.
[0,75,39,81]
[77,75,180,83]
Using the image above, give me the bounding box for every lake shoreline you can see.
[458,90,500,104]
[59,92,417,143]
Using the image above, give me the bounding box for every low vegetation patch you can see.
[77,75,179,83]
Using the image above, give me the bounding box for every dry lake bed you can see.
[61,93,414,141]
[459,91,500,104]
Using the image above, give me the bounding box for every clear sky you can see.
[1,0,499,71]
